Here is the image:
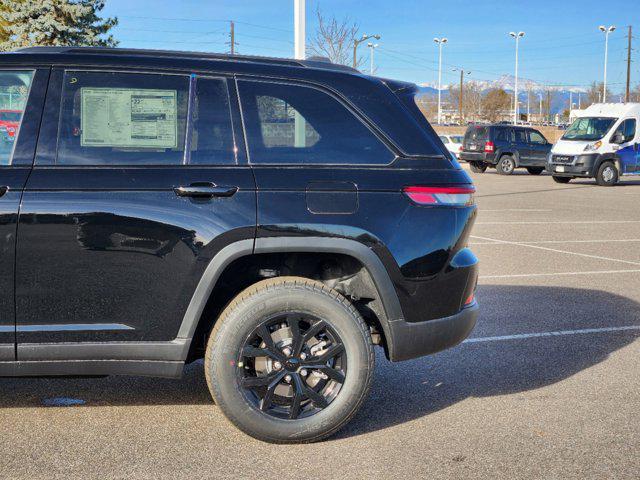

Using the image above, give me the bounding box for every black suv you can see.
[0,47,478,443]
[460,124,552,175]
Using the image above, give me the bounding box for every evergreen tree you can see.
[0,0,118,51]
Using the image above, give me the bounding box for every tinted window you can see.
[513,129,527,143]
[57,71,189,165]
[0,71,34,166]
[465,126,488,142]
[238,80,393,165]
[494,127,512,142]
[529,131,547,144]
[190,77,236,165]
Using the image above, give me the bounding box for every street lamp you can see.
[452,67,470,124]
[367,42,379,75]
[434,37,447,125]
[353,33,381,68]
[599,25,616,102]
[509,31,525,124]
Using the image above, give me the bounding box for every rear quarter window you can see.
[464,126,488,142]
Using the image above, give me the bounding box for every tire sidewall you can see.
[497,155,515,175]
[206,281,373,443]
[597,161,619,186]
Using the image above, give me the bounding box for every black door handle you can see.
[0,186,8,198]
[174,182,238,198]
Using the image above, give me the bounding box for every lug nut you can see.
[273,361,282,371]
[300,352,307,360]
[282,347,292,357]
[300,369,308,377]
[284,374,292,383]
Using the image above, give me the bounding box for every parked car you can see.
[0,47,479,443]
[460,123,552,175]
[0,109,20,143]
[439,133,464,158]
[548,103,640,186]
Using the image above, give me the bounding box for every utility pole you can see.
[546,90,551,123]
[293,0,306,147]
[452,67,470,124]
[509,31,525,124]
[434,37,448,125]
[527,89,530,121]
[538,93,543,124]
[229,21,236,54]
[626,25,633,102]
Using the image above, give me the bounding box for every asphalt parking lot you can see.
[1,166,639,480]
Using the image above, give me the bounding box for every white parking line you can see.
[477,220,640,225]
[479,269,640,279]
[464,325,640,343]
[471,234,640,266]
[470,238,640,246]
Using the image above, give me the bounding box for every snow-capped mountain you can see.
[418,74,587,94]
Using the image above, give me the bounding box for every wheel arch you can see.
[497,149,519,166]
[176,237,404,361]
[594,153,621,175]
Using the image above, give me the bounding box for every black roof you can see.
[10,46,360,74]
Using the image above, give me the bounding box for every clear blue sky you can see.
[103,0,638,92]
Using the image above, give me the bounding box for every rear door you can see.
[527,129,551,165]
[512,127,532,164]
[15,68,256,350]
[0,68,47,361]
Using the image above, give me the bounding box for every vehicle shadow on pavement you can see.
[0,286,638,437]
[337,285,640,439]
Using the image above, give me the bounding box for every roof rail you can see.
[12,46,360,73]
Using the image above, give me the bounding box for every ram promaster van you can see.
[548,103,640,186]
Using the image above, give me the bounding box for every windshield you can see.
[450,135,463,144]
[562,117,617,141]
[0,111,21,122]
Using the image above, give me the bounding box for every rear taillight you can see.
[484,141,494,153]
[464,292,475,306]
[403,186,476,206]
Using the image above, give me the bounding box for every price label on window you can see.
[80,88,178,148]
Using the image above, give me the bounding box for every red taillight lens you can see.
[464,292,475,306]
[484,141,494,153]
[403,186,476,206]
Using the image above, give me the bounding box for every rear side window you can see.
[0,70,34,166]
[494,127,512,142]
[238,80,393,165]
[190,77,236,164]
[57,71,189,165]
[513,129,527,143]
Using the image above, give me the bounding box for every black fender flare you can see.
[496,149,519,166]
[175,237,405,359]
[593,153,620,176]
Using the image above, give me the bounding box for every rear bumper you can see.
[459,151,488,163]
[387,302,478,362]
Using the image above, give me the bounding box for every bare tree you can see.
[481,88,511,122]
[586,81,612,106]
[415,92,438,123]
[449,81,483,123]
[633,84,640,102]
[308,7,363,67]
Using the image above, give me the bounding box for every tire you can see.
[204,276,375,444]
[596,161,619,186]
[552,176,571,184]
[496,155,516,175]
[526,167,544,175]
[469,161,487,173]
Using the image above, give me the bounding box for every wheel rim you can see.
[602,166,615,182]
[502,158,514,172]
[238,313,347,420]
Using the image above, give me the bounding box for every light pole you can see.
[353,34,381,68]
[434,37,447,125]
[452,67,470,124]
[293,0,306,147]
[367,42,379,75]
[509,31,525,124]
[599,25,616,102]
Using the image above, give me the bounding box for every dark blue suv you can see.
[460,123,552,175]
[0,47,478,443]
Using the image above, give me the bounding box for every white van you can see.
[548,103,640,186]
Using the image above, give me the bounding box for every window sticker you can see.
[80,88,178,148]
